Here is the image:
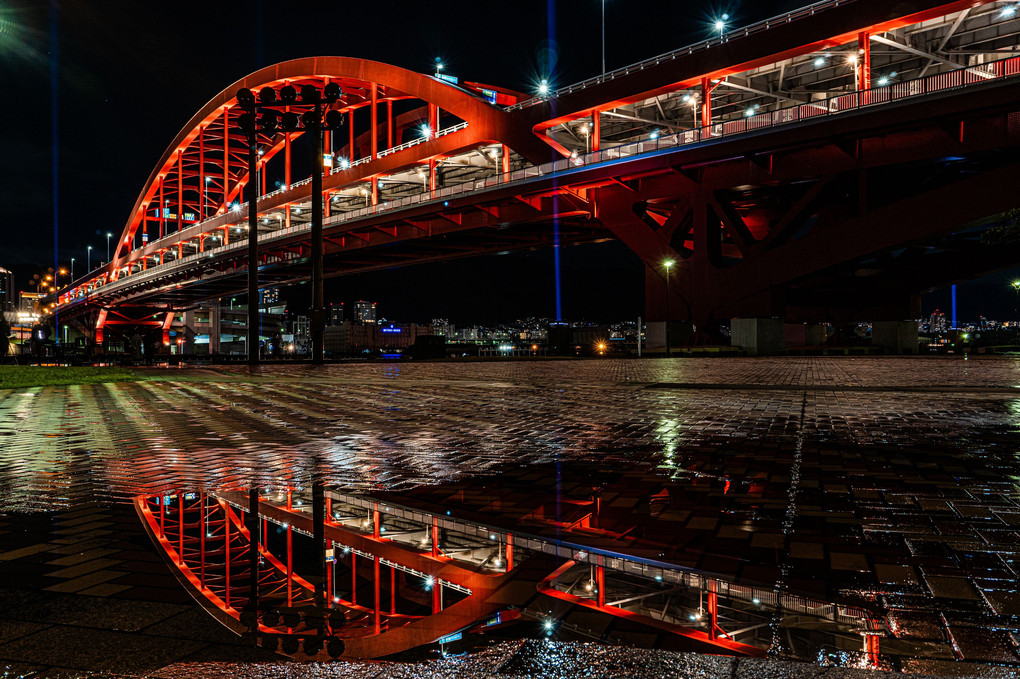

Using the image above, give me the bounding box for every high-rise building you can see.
[353,300,377,324]
[329,302,344,326]
[260,288,280,306]
[929,309,947,334]
[0,267,12,311]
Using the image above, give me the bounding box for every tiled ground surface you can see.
[0,503,279,676]
[0,356,1019,675]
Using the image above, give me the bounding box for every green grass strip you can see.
[0,366,141,389]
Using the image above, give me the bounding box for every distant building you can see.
[329,302,344,325]
[324,321,420,355]
[261,287,280,306]
[19,291,42,314]
[929,309,947,334]
[353,300,377,324]
[0,267,12,311]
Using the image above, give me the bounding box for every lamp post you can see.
[87,246,92,272]
[70,258,75,282]
[106,232,112,263]
[714,14,728,39]
[236,83,344,365]
[1012,280,1020,346]
[664,260,674,357]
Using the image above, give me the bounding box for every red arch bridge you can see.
[50,0,1020,352]
[135,487,882,660]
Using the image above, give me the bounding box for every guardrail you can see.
[505,0,859,111]
[68,54,1020,304]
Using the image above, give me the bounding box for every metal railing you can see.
[68,54,1020,304]
[505,0,858,111]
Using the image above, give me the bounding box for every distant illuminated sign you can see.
[437,632,462,644]
[436,73,458,85]
[485,612,502,627]
[152,208,198,222]
[480,88,498,104]
[381,327,401,334]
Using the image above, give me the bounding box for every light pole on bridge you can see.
[87,246,92,272]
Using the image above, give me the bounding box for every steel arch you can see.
[110,57,555,279]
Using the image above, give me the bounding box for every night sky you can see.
[2,0,1017,324]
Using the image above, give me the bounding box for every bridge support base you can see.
[871,321,918,355]
[784,323,828,348]
[645,321,694,353]
[731,318,784,356]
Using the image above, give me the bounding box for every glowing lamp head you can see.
[538,79,549,96]
[715,20,726,32]
[814,57,826,68]
[420,123,432,139]
[664,259,675,270]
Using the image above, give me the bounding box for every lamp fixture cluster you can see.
[235,83,346,134]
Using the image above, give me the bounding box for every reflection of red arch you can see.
[111,57,555,277]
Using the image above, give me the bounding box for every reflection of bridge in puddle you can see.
[135,488,879,662]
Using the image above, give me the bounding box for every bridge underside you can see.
[592,82,1020,326]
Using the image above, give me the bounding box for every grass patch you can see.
[0,366,141,390]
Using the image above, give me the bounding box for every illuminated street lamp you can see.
[714,14,729,39]
[236,82,344,365]
[106,232,112,262]
[1012,280,1020,345]
[664,259,675,357]
[87,245,92,272]
[70,257,75,281]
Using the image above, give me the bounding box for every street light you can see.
[714,14,729,38]
[236,82,344,365]
[106,232,112,263]
[664,260,675,357]
[70,257,75,281]
[1012,280,1020,346]
[87,246,92,272]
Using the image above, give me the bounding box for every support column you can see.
[200,493,206,588]
[371,83,378,160]
[246,487,260,633]
[178,493,184,564]
[176,150,183,234]
[225,505,232,610]
[313,483,326,632]
[222,108,229,211]
[506,533,513,571]
[592,111,600,152]
[285,131,292,229]
[386,99,393,150]
[199,126,205,218]
[286,490,293,607]
[701,77,712,128]
[596,564,605,608]
[707,580,719,640]
[351,552,357,606]
[858,31,871,91]
[501,144,510,175]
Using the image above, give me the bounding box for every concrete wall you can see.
[731,318,785,355]
[872,320,919,354]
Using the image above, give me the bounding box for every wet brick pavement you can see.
[0,356,1019,676]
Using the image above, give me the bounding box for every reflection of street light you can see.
[664,260,675,357]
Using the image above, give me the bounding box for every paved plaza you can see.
[0,357,1019,676]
